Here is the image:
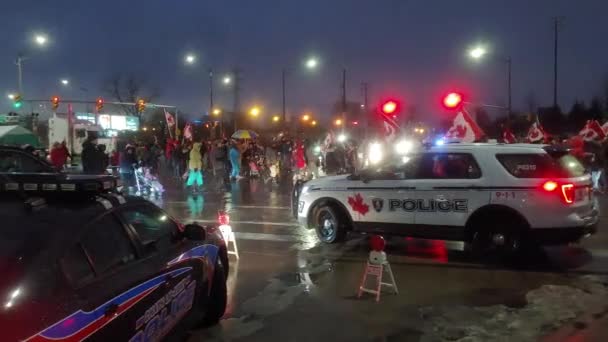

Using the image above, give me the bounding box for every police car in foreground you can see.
[295,143,598,254]
[0,174,228,341]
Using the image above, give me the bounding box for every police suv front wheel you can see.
[314,206,347,243]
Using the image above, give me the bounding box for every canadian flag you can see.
[380,113,400,142]
[164,109,175,127]
[444,111,485,143]
[526,122,546,143]
[502,128,516,144]
[579,120,606,142]
[183,123,193,140]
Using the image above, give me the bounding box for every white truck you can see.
[48,116,114,155]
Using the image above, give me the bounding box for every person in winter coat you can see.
[292,139,307,175]
[119,145,137,186]
[81,138,99,174]
[49,142,68,170]
[186,142,204,192]
[229,140,242,180]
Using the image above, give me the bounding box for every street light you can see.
[305,57,319,70]
[467,43,512,117]
[468,46,487,59]
[250,106,260,117]
[311,120,317,126]
[60,79,69,86]
[212,108,221,116]
[7,93,15,100]
[334,118,343,126]
[272,115,280,123]
[302,114,310,122]
[184,53,196,64]
[222,76,232,85]
[34,34,48,46]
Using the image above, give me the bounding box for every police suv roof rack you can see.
[0,174,120,199]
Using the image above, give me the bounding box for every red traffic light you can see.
[51,96,60,110]
[96,97,104,111]
[380,100,399,115]
[443,92,463,109]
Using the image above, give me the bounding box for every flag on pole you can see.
[164,109,175,127]
[579,120,606,142]
[502,128,516,143]
[444,110,485,143]
[379,113,400,142]
[526,122,546,143]
[183,123,193,140]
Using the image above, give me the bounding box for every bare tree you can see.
[102,73,160,117]
[524,91,537,115]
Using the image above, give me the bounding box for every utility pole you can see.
[16,54,24,95]
[232,67,242,132]
[553,16,564,109]
[209,68,214,115]
[362,82,369,139]
[341,68,347,134]
[282,68,286,123]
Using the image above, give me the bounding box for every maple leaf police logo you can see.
[371,198,384,212]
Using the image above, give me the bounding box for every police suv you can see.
[295,143,598,254]
[0,174,229,341]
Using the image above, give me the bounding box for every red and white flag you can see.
[183,123,193,140]
[380,113,400,142]
[502,128,516,144]
[164,109,175,127]
[601,121,608,135]
[579,120,606,142]
[526,122,546,143]
[444,111,485,143]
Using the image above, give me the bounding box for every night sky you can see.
[1,0,608,122]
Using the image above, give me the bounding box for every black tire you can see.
[314,205,347,244]
[202,258,227,325]
[469,221,525,261]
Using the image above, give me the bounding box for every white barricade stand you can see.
[219,225,239,260]
[357,236,398,302]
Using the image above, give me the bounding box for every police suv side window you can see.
[0,151,48,173]
[61,244,95,286]
[416,153,481,179]
[81,214,136,275]
[119,205,180,254]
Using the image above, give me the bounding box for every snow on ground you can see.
[419,275,608,342]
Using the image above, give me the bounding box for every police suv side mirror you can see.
[183,223,206,241]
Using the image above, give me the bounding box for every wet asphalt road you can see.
[152,176,608,342]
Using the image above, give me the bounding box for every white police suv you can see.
[294,143,598,254]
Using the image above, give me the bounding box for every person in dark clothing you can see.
[97,144,109,173]
[81,138,99,174]
[119,145,137,187]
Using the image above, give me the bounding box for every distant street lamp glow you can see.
[334,118,343,126]
[34,34,48,46]
[469,46,487,60]
[212,108,221,116]
[7,94,15,100]
[60,79,69,86]
[185,54,196,64]
[223,76,232,85]
[250,107,260,117]
[272,115,280,122]
[302,114,310,122]
[305,57,318,69]
[337,134,347,143]
[311,120,317,126]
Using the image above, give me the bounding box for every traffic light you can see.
[380,99,400,116]
[12,94,22,109]
[443,92,463,109]
[136,99,146,113]
[95,97,104,112]
[51,96,60,110]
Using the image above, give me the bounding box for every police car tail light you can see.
[218,211,230,225]
[560,183,575,204]
[542,181,558,192]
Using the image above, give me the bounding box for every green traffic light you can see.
[13,102,22,109]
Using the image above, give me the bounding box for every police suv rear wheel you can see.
[470,225,524,259]
[314,206,346,243]
[202,258,227,325]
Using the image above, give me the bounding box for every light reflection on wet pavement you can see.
[152,178,608,341]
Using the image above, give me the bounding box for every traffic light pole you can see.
[341,68,347,135]
[16,55,24,95]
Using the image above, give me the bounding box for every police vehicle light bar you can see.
[0,175,119,194]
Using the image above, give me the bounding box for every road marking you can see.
[235,232,301,242]
[229,205,291,210]
[177,218,300,227]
